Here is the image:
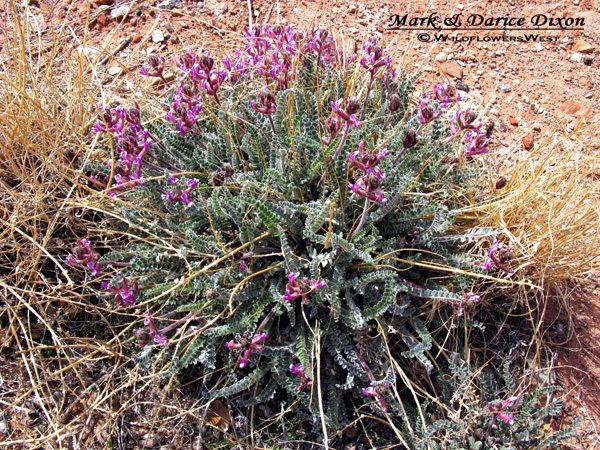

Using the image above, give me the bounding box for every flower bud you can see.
[402,129,418,149]
[346,97,360,115]
[388,94,401,113]
[495,176,507,190]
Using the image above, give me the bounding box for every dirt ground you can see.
[1,0,599,446]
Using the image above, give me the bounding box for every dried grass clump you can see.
[479,134,599,288]
[0,5,114,447]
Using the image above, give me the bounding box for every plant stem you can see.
[354,198,371,235]
[359,73,374,119]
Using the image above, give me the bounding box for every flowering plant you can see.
[69,25,568,446]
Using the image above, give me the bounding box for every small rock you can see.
[152,29,165,44]
[132,33,143,43]
[110,4,130,19]
[210,0,228,16]
[532,43,544,52]
[423,65,433,72]
[348,4,357,13]
[585,93,593,99]
[96,13,108,26]
[570,53,583,63]
[522,133,534,150]
[561,100,581,115]
[508,116,518,126]
[532,123,542,132]
[572,39,594,53]
[455,80,469,92]
[108,66,122,76]
[582,56,593,66]
[434,51,447,62]
[566,123,575,133]
[497,83,511,93]
[130,17,137,26]
[439,61,463,79]
[164,23,174,33]
[158,0,182,9]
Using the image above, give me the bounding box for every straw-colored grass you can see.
[479,134,599,288]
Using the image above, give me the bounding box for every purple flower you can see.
[361,384,389,412]
[304,28,338,65]
[433,80,460,107]
[416,98,443,125]
[451,109,478,133]
[487,396,519,425]
[465,129,490,157]
[140,55,166,80]
[226,331,269,369]
[138,313,168,347]
[165,84,202,135]
[102,277,138,307]
[66,239,101,275]
[284,272,326,303]
[250,89,277,115]
[348,141,389,205]
[482,239,514,274]
[289,363,313,391]
[360,37,395,77]
[163,178,200,208]
[330,98,361,128]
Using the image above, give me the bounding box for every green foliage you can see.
[90,28,573,447]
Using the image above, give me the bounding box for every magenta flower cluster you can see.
[360,37,395,78]
[225,331,269,368]
[163,176,200,208]
[101,277,138,307]
[304,28,338,65]
[92,104,151,196]
[283,272,326,303]
[138,313,168,346]
[250,89,277,116]
[361,383,390,412]
[482,239,515,274]
[348,141,389,205]
[487,396,519,425]
[289,363,313,391]
[447,292,481,317]
[66,239,101,275]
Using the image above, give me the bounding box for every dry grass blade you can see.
[479,132,599,288]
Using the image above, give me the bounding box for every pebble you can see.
[573,39,595,53]
[455,80,469,92]
[108,66,122,76]
[110,4,130,19]
[530,103,544,114]
[498,83,511,93]
[522,133,534,150]
[533,43,544,52]
[435,52,447,62]
[570,53,583,63]
[158,0,182,9]
[532,123,542,131]
[348,4,357,13]
[585,93,593,99]
[152,29,165,43]
[210,0,228,16]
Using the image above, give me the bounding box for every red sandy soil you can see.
[1,0,599,446]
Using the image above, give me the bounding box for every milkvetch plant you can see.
[66,25,566,446]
